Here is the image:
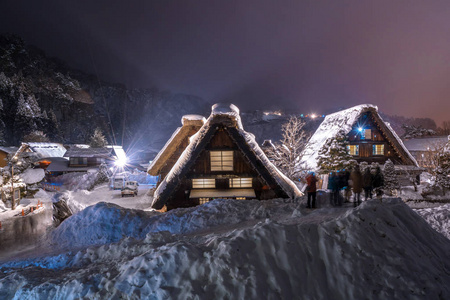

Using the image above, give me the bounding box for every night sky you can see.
[1,0,450,124]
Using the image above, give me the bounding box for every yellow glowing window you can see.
[192,178,216,188]
[210,151,233,171]
[347,145,359,156]
[199,198,210,204]
[373,144,385,155]
[236,197,246,200]
[229,178,253,188]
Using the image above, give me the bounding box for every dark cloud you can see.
[1,0,449,123]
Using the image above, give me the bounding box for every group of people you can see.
[305,165,384,209]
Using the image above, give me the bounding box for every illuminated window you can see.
[210,151,233,171]
[360,129,371,140]
[192,178,216,188]
[236,197,246,200]
[372,144,385,155]
[229,178,253,188]
[347,145,359,156]
[199,198,210,204]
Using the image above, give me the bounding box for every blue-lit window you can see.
[359,128,371,140]
[372,144,384,155]
[347,145,359,156]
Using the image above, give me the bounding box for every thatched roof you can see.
[151,104,302,209]
[64,147,111,158]
[147,115,206,176]
[299,104,418,171]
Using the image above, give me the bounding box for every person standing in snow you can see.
[306,172,318,208]
[363,167,373,201]
[343,169,352,203]
[350,165,363,206]
[328,172,338,206]
[373,166,384,199]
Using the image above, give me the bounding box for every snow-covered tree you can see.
[317,130,355,174]
[383,159,400,196]
[16,93,41,118]
[23,130,50,142]
[264,116,308,180]
[434,140,450,194]
[89,128,107,148]
[401,124,436,139]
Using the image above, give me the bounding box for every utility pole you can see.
[10,157,21,210]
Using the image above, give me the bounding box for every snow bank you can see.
[1,198,449,299]
[414,203,450,239]
[19,168,45,184]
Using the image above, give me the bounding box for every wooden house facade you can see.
[151,104,302,211]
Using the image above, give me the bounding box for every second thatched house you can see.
[299,104,421,184]
[151,104,302,211]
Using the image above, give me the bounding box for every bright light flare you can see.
[115,157,127,167]
[310,114,317,119]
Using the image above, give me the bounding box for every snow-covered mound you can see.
[50,199,297,249]
[415,203,450,239]
[19,168,45,185]
[0,199,449,299]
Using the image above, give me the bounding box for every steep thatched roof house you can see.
[299,104,420,181]
[151,104,302,210]
[148,115,206,186]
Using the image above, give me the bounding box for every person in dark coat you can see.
[342,169,352,203]
[350,165,363,206]
[373,166,384,199]
[362,168,373,201]
[306,172,318,208]
[328,172,338,206]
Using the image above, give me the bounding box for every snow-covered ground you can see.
[0,195,449,299]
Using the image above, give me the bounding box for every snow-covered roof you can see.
[299,104,418,171]
[152,103,302,208]
[403,136,449,152]
[18,142,66,159]
[64,147,111,158]
[147,115,205,176]
[0,146,18,154]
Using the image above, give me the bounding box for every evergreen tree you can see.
[317,130,355,174]
[16,93,41,117]
[89,128,107,148]
[383,159,400,196]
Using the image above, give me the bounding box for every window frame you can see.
[210,150,234,171]
[192,178,216,189]
[229,177,253,188]
[347,145,359,156]
[372,144,385,156]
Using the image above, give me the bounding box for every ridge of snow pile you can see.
[414,203,450,239]
[1,199,449,299]
[50,199,296,249]
[19,168,45,184]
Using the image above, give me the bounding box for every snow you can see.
[299,104,417,171]
[181,114,206,124]
[414,204,450,239]
[19,168,45,184]
[26,142,66,158]
[0,198,449,299]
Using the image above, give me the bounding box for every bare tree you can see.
[418,140,448,174]
[264,116,309,180]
